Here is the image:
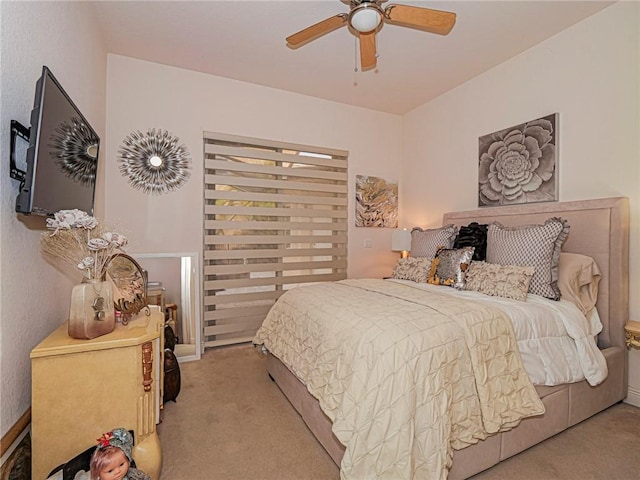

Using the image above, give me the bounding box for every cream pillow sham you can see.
[464,261,535,302]
[557,252,601,316]
[391,257,431,283]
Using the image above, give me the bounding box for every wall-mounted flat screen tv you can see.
[16,66,100,216]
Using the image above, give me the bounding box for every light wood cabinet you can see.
[31,307,164,479]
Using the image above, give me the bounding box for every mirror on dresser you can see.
[130,252,202,362]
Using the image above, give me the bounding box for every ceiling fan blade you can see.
[359,31,377,71]
[286,14,348,48]
[385,4,456,35]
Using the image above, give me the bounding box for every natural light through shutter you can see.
[203,132,348,348]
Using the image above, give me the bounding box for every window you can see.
[203,132,348,348]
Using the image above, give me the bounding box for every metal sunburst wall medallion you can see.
[49,117,99,186]
[117,128,191,195]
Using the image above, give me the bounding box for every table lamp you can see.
[391,228,411,259]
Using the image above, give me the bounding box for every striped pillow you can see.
[486,217,570,300]
[410,225,458,259]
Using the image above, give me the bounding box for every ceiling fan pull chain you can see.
[353,36,360,86]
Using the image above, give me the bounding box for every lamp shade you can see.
[349,5,383,33]
[391,228,412,252]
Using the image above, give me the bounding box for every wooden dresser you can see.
[30,307,164,479]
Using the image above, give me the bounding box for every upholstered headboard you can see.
[443,197,629,349]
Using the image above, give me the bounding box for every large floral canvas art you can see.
[355,175,398,227]
[478,113,558,207]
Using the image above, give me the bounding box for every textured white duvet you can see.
[388,279,608,386]
[254,279,549,480]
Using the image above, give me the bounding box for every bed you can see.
[253,197,629,479]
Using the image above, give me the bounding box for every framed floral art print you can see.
[355,175,398,227]
[478,113,558,207]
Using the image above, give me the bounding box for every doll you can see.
[90,428,151,480]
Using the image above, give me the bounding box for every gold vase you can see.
[68,278,115,339]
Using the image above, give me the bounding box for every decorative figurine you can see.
[90,428,150,480]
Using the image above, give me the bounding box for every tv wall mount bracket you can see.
[10,120,29,183]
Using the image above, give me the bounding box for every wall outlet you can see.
[364,239,373,248]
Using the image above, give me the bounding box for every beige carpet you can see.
[158,345,640,480]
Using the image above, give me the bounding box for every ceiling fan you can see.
[286,0,457,71]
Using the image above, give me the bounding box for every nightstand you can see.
[625,320,640,349]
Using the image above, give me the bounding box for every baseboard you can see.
[0,408,30,458]
[624,385,640,407]
[0,408,31,477]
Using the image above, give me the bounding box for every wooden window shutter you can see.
[203,132,348,348]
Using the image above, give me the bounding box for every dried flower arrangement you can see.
[40,209,128,281]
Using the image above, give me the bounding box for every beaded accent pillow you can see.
[486,217,570,300]
[427,247,475,289]
[464,261,535,302]
[391,257,431,283]
[410,224,458,259]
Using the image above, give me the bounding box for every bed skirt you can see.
[267,345,626,479]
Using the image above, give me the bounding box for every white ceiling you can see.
[91,0,614,115]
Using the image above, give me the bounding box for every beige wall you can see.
[401,2,640,405]
[1,0,638,450]
[104,55,403,280]
[0,2,107,438]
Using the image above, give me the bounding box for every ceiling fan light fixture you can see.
[349,4,382,33]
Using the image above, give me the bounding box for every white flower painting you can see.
[478,113,558,207]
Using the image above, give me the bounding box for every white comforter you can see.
[388,279,608,386]
[254,279,546,480]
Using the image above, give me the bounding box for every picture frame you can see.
[478,113,558,207]
[355,175,398,227]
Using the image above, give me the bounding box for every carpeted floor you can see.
[158,345,640,480]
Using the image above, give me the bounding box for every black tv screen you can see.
[16,66,99,216]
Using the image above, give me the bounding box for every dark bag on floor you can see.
[163,348,181,403]
[164,325,177,351]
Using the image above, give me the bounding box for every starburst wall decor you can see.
[49,117,99,186]
[117,128,191,195]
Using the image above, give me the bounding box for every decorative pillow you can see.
[453,222,488,261]
[558,252,601,316]
[391,257,431,283]
[464,261,535,301]
[410,224,458,259]
[428,247,475,289]
[486,217,570,300]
